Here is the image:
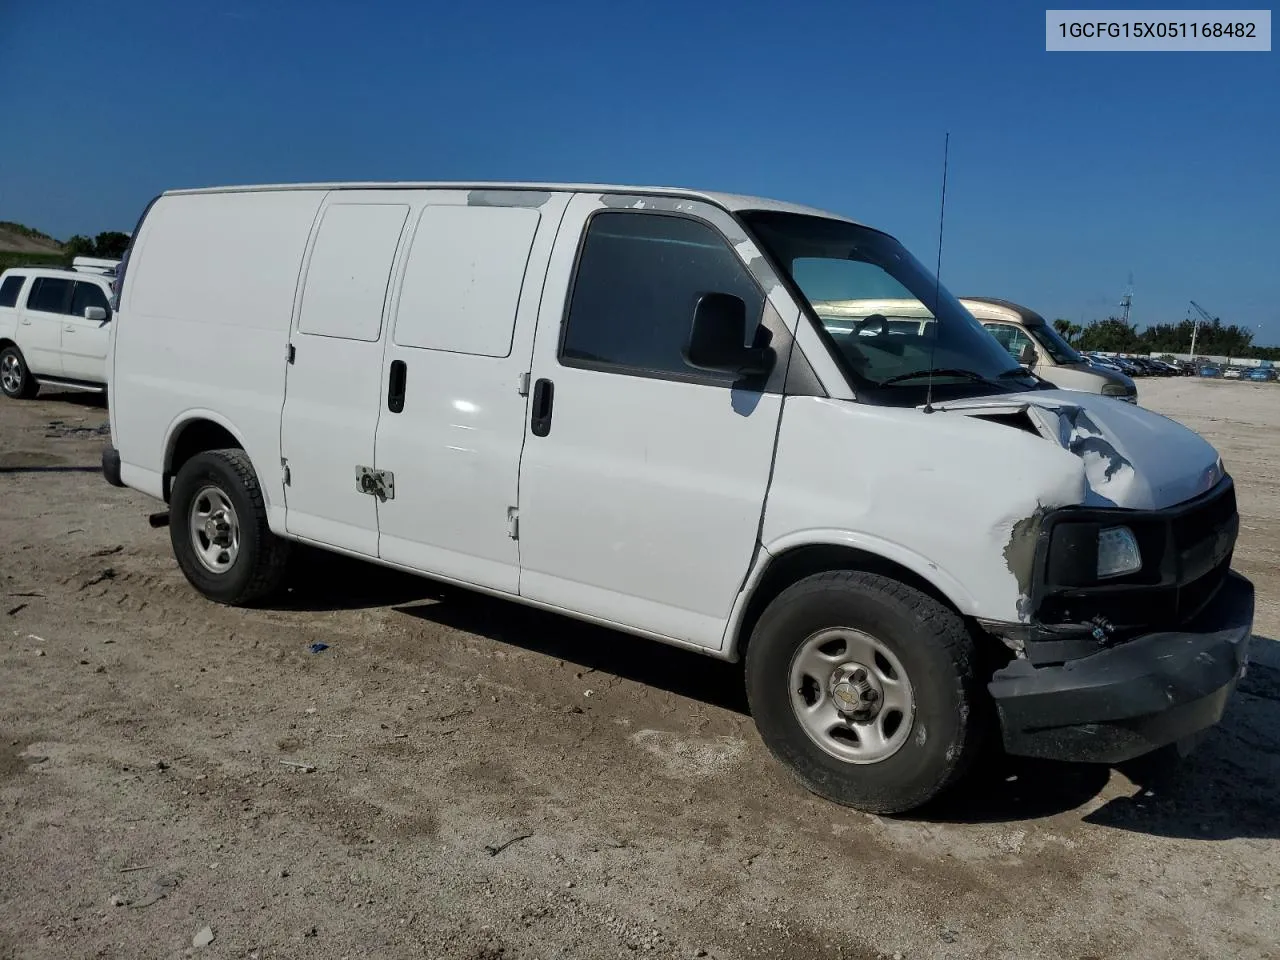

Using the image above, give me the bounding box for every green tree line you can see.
[1052,316,1280,361]
[63,231,131,261]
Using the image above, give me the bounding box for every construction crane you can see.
[1119,273,1134,325]
[1188,300,1217,357]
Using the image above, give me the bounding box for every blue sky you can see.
[1,1,1276,342]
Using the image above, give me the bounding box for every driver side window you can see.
[71,281,112,321]
[559,211,765,385]
[982,322,1032,362]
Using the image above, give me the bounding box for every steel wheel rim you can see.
[788,627,915,764]
[188,485,241,574]
[0,354,20,393]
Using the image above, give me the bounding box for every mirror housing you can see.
[1019,343,1037,366]
[85,306,108,322]
[683,293,774,378]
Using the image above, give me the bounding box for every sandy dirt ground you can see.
[1,378,1277,960]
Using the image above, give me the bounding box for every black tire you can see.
[169,448,291,606]
[745,570,986,814]
[0,345,39,399]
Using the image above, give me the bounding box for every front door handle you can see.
[387,359,407,413]
[530,378,554,437]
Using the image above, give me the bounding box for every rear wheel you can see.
[745,570,987,814]
[0,346,38,399]
[169,448,291,605]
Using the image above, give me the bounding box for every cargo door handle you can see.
[530,378,554,437]
[387,360,407,413]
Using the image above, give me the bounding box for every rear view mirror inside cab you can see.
[683,292,775,377]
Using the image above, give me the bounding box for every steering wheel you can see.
[855,313,889,337]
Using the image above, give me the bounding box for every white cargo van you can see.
[102,182,1252,813]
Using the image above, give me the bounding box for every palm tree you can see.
[1053,319,1083,345]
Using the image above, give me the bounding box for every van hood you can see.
[925,390,1223,510]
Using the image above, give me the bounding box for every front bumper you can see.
[989,572,1253,763]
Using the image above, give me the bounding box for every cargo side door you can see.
[279,193,411,556]
[372,192,568,593]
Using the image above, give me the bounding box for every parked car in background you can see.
[1127,357,1156,376]
[960,298,1137,401]
[0,263,117,399]
[1223,367,1243,380]
[1107,356,1144,377]
[1244,367,1276,382]
[1199,364,1222,378]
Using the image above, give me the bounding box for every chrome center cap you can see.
[829,663,882,718]
[204,514,232,546]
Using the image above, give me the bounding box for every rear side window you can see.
[560,212,763,381]
[394,204,540,358]
[0,275,23,308]
[299,203,409,341]
[71,281,111,318]
[26,277,73,314]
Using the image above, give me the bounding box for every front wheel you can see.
[745,570,987,814]
[0,346,39,399]
[169,448,291,605]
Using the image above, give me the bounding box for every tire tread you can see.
[746,569,986,813]
[1,346,39,399]
[173,448,290,605]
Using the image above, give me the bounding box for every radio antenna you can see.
[923,131,950,414]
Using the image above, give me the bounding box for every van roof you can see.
[959,297,1048,327]
[160,181,862,224]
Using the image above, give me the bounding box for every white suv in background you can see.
[0,263,116,399]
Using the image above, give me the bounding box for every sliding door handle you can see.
[530,378,554,437]
[387,359,407,413]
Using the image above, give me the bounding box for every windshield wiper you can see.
[878,367,1005,388]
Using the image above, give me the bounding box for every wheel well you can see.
[0,338,15,351]
[733,544,964,660]
[164,419,242,502]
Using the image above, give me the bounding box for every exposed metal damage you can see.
[928,389,1220,511]
[1001,508,1046,623]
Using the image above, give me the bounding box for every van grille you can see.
[1035,477,1238,631]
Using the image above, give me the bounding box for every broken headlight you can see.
[1097,525,1142,579]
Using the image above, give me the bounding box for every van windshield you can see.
[1027,320,1084,364]
[740,211,1039,404]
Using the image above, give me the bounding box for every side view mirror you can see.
[683,293,775,378]
[1019,343,1037,366]
[85,306,108,322]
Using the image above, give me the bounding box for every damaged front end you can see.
[931,391,1254,763]
[980,476,1251,763]
[985,474,1240,659]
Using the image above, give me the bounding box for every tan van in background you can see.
[960,297,1137,402]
